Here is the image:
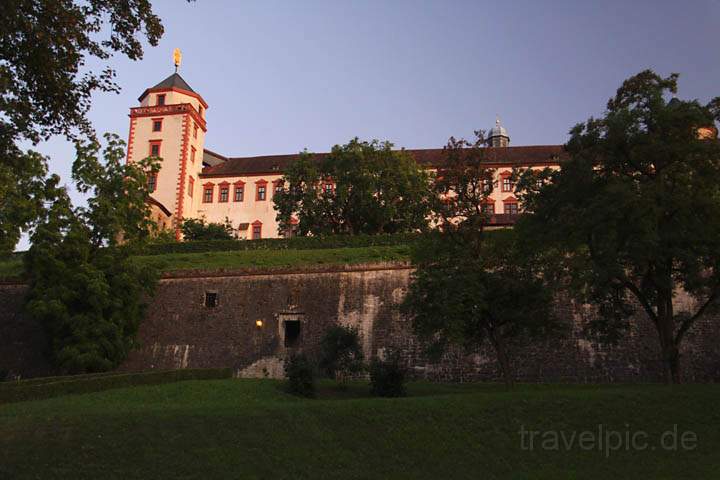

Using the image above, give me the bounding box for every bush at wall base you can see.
[369,352,406,397]
[284,353,316,398]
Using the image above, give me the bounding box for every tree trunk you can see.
[488,329,514,389]
[656,291,681,384]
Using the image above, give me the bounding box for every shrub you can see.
[150,229,178,244]
[319,325,364,385]
[369,351,407,397]
[137,232,422,256]
[284,353,316,398]
[0,368,232,404]
[181,217,235,241]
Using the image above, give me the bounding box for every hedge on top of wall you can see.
[137,232,424,256]
[0,368,233,404]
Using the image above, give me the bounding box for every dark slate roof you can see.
[138,73,195,101]
[199,145,567,177]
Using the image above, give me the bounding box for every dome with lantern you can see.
[488,117,510,147]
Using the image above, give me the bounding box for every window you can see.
[203,184,214,203]
[204,291,218,308]
[190,146,196,163]
[504,203,519,215]
[501,175,513,192]
[273,181,283,197]
[198,105,204,117]
[482,203,495,215]
[149,141,161,157]
[147,173,157,193]
[193,122,198,139]
[252,222,262,239]
[323,183,333,195]
[482,179,492,193]
[257,185,266,201]
[219,185,229,202]
[234,184,244,202]
[152,119,162,132]
[188,176,194,197]
[156,94,166,106]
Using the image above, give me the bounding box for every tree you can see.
[515,70,720,384]
[402,134,556,387]
[274,138,432,236]
[23,134,160,374]
[318,325,364,386]
[0,0,167,254]
[181,217,236,241]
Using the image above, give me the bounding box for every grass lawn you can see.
[1,379,717,479]
[133,244,410,272]
[0,245,410,280]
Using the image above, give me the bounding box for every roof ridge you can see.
[207,144,565,161]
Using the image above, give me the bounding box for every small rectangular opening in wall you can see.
[284,320,301,348]
[204,291,218,308]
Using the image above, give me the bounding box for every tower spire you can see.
[173,48,182,73]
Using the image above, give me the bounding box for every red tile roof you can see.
[199,145,567,178]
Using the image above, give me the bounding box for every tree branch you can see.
[675,285,720,345]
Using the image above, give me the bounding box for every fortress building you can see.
[126,70,566,239]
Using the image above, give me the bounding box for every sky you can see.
[16,0,720,249]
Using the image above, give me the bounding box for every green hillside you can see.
[0,244,411,280]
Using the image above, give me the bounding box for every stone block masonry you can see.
[1,263,719,382]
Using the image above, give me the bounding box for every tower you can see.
[487,117,510,147]
[126,53,208,238]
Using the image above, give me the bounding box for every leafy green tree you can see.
[402,134,556,388]
[274,138,432,236]
[24,134,159,374]
[403,230,554,388]
[432,132,497,235]
[318,325,364,386]
[516,70,720,384]
[181,217,236,241]
[0,0,167,254]
[284,353,316,398]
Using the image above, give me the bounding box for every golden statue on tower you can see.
[173,48,182,73]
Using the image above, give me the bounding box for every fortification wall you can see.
[1,263,719,382]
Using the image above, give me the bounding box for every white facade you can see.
[127,73,564,239]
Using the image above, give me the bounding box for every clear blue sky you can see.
[17,0,720,249]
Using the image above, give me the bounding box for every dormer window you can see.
[156,94,166,106]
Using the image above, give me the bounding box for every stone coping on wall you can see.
[0,261,413,287]
[158,261,413,281]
